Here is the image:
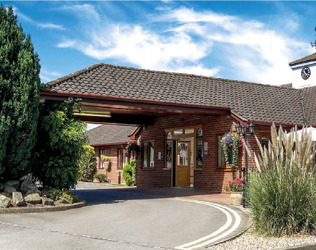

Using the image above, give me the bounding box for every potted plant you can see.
[101,155,111,171]
[225,177,243,205]
[221,132,242,169]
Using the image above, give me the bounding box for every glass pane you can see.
[100,149,105,168]
[174,129,183,135]
[218,136,225,167]
[122,149,126,168]
[177,142,189,166]
[197,128,203,137]
[143,143,148,167]
[167,132,172,140]
[185,128,194,134]
[196,139,203,167]
[262,135,270,150]
[150,143,154,167]
[166,141,172,169]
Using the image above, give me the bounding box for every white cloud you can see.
[56,5,311,85]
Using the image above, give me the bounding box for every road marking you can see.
[173,198,241,250]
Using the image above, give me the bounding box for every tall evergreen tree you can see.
[0,6,41,181]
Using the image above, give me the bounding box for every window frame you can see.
[142,140,155,168]
[99,149,105,169]
[217,134,226,168]
[117,148,127,169]
[260,132,271,151]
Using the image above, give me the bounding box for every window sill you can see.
[141,168,155,171]
[163,168,171,170]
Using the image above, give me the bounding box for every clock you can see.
[301,66,311,80]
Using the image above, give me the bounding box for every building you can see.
[41,52,316,192]
[88,124,137,184]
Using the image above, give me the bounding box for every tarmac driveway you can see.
[0,187,248,250]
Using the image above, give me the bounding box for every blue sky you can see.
[3,1,316,86]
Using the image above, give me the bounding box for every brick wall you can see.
[94,145,127,184]
[136,114,272,192]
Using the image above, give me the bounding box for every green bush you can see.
[0,6,41,181]
[61,192,73,204]
[248,125,316,236]
[49,189,62,201]
[93,174,107,183]
[31,100,87,190]
[123,160,136,186]
[49,189,79,204]
[78,145,96,181]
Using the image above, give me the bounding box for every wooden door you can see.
[176,141,191,187]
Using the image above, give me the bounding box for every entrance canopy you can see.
[40,91,229,126]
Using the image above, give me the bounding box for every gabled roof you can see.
[88,124,136,146]
[289,53,316,66]
[46,63,313,126]
[301,86,316,126]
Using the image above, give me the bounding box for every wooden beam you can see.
[75,114,156,126]
[40,93,229,116]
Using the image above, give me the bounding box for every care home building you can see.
[88,125,137,184]
[41,52,316,192]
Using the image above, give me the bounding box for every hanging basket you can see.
[221,132,242,169]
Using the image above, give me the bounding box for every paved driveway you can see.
[0,187,248,250]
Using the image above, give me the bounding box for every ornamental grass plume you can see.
[246,124,316,236]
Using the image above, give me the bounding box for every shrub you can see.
[0,6,41,181]
[49,189,79,204]
[31,100,87,190]
[94,174,107,183]
[78,145,97,181]
[49,189,62,201]
[123,160,136,186]
[61,192,73,204]
[248,124,316,236]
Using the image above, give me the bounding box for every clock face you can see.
[301,66,311,80]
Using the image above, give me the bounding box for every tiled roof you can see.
[47,63,311,125]
[301,86,316,125]
[88,124,136,145]
[289,53,316,66]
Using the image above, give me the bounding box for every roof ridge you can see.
[47,63,104,87]
[289,52,316,66]
[47,62,300,91]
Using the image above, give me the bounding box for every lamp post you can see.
[235,121,255,208]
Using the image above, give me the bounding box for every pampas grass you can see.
[248,124,316,236]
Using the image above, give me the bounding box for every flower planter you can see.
[231,192,243,205]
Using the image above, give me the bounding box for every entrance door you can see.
[176,141,191,187]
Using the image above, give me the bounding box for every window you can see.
[166,132,172,169]
[217,136,226,167]
[99,149,105,169]
[196,128,203,167]
[118,148,127,169]
[142,141,155,168]
[261,133,271,150]
[174,129,183,135]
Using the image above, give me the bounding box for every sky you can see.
[3,1,316,129]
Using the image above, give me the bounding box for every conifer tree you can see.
[0,6,41,181]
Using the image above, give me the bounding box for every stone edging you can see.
[0,200,86,214]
